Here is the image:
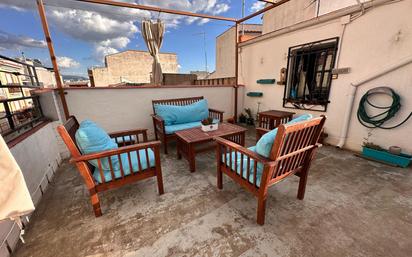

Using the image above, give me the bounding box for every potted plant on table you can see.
[201,117,218,132]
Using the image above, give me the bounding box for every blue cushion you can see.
[154,99,209,125]
[93,148,155,183]
[164,119,219,134]
[165,121,202,134]
[223,146,263,187]
[75,120,119,171]
[255,114,313,158]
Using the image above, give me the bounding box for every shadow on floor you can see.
[13,128,412,257]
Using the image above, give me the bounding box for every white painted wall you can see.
[64,86,244,138]
[239,0,412,153]
[262,0,316,34]
[0,122,62,256]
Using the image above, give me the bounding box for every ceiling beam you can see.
[257,0,276,4]
[72,0,237,22]
[237,0,290,23]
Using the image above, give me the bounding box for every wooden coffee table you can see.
[175,123,247,172]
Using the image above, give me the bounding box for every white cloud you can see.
[212,3,229,14]
[198,18,210,25]
[1,0,231,62]
[93,45,119,62]
[250,1,266,12]
[0,30,46,50]
[57,56,80,69]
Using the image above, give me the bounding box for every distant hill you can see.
[62,74,88,82]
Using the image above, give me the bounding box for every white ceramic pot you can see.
[201,123,218,132]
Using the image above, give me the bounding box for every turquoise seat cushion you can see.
[222,146,263,187]
[154,99,209,125]
[75,120,119,171]
[93,148,155,183]
[255,114,313,158]
[165,121,202,134]
[164,119,219,134]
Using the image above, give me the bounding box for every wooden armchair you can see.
[152,96,224,154]
[215,116,326,225]
[57,116,164,217]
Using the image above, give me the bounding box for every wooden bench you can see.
[216,116,326,225]
[151,96,224,154]
[57,116,164,217]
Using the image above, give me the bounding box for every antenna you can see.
[241,0,245,35]
[193,31,208,72]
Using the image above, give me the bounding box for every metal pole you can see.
[73,0,237,22]
[234,23,239,122]
[36,0,70,119]
[241,0,245,36]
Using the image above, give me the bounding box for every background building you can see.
[89,50,179,87]
[208,24,262,79]
[238,0,412,153]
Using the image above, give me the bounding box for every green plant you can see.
[362,129,383,150]
[239,113,247,123]
[244,108,253,119]
[363,142,383,151]
[244,108,254,125]
[201,117,214,125]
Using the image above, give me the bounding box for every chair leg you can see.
[163,135,168,154]
[154,129,158,140]
[217,165,223,189]
[297,170,309,200]
[156,166,164,195]
[257,195,267,225]
[89,190,102,217]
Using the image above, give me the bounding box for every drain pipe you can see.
[337,55,412,148]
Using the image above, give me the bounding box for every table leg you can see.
[188,144,196,173]
[177,138,182,160]
[240,132,246,146]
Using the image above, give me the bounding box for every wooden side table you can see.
[256,110,295,139]
[175,123,247,172]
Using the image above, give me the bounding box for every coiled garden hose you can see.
[357,86,412,129]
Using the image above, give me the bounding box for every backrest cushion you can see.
[154,99,209,125]
[255,114,313,158]
[75,120,118,170]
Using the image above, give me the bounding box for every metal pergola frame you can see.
[36,0,290,120]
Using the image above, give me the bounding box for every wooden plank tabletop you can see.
[175,123,247,143]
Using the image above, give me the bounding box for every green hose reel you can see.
[357,87,412,129]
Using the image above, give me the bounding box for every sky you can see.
[0,0,267,77]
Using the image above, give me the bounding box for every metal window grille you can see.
[283,37,339,112]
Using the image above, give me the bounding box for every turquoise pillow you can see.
[255,114,313,158]
[154,99,209,125]
[75,120,119,171]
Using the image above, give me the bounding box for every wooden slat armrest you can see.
[256,127,270,135]
[209,108,224,114]
[151,114,164,122]
[152,114,165,128]
[109,128,148,138]
[70,141,161,163]
[214,137,271,163]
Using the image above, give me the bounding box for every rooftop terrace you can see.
[12,128,412,257]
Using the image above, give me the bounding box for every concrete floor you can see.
[13,129,412,257]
